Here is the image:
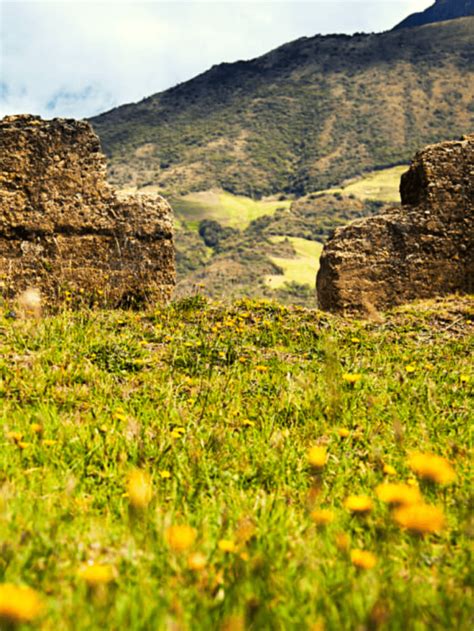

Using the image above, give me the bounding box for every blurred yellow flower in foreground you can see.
[342,373,362,384]
[337,428,350,438]
[165,525,196,552]
[187,552,207,571]
[77,563,117,587]
[393,504,445,534]
[344,495,373,514]
[218,539,237,553]
[127,469,153,509]
[307,446,327,469]
[311,509,335,526]
[0,583,43,624]
[375,483,422,506]
[407,452,456,485]
[350,549,377,569]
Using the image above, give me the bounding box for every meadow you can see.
[0,294,472,630]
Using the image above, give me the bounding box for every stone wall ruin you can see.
[0,114,175,307]
[316,134,473,314]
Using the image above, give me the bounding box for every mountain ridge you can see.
[91,17,474,197]
[393,0,474,30]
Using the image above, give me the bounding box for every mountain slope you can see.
[91,18,474,197]
[393,0,474,30]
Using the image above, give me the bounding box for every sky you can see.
[0,0,434,119]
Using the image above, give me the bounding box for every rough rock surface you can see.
[316,134,474,314]
[0,114,175,306]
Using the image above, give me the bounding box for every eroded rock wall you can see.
[316,134,474,314]
[0,115,175,306]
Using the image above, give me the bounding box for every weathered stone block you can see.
[316,134,474,314]
[0,114,175,306]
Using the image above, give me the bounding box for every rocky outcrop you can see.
[0,115,175,307]
[316,134,474,314]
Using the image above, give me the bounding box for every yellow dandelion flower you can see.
[350,549,377,569]
[17,442,31,450]
[0,584,42,625]
[344,495,373,514]
[187,552,207,571]
[383,464,397,476]
[342,373,362,384]
[335,533,350,552]
[311,509,335,526]
[165,525,196,552]
[112,409,127,422]
[159,470,171,479]
[6,431,23,444]
[42,439,57,447]
[255,365,268,373]
[218,539,237,553]
[30,423,43,435]
[393,504,445,534]
[337,428,350,438]
[77,563,117,586]
[460,374,469,383]
[375,483,422,506]
[407,452,456,485]
[405,364,416,374]
[126,469,153,509]
[350,337,361,343]
[307,446,328,469]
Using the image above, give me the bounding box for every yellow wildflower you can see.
[77,563,117,586]
[126,469,153,509]
[255,365,268,373]
[383,464,397,476]
[165,525,196,552]
[0,583,42,625]
[311,509,335,526]
[307,446,328,469]
[218,539,237,553]
[337,428,350,438]
[30,423,43,435]
[375,483,422,506]
[344,495,373,514]
[159,470,171,479]
[342,373,362,384]
[407,452,456,485]
[393,504,445,534]
[335,533,350,551]
[350,549,377,569]
[187,552,207,571]
[6,431,23,444]
[405,364,416,374]
[460,374,469,383]
[42,439,57,447]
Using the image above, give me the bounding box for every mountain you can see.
[393,0,474,30]
[91,17,474,198]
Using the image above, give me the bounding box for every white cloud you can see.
[0,1,434,119]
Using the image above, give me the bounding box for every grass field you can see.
[265,237,324,290]
[0,294,472,630]
[170,191,292,230]
[321,165,408,203]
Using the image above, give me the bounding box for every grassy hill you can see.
[173,165,398,304]
[1,294,472,629]
[91,18,474,198]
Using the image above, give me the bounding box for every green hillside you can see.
[91,18,474,197]
[1,295,472,629]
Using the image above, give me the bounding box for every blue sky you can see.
[0,1,433,119]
